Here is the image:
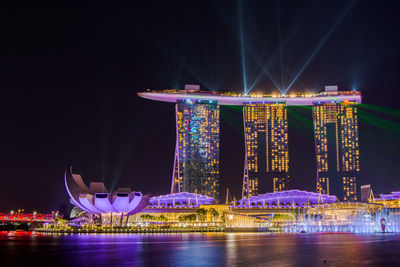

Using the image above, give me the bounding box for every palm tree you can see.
[178,214,196,222]
[140,214,155,221]
[187,214,196,222]
[158,215,168,222]
[208,208,219,222]
[196,208,207,222]
[178,215,186,222]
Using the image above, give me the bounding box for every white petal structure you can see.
[65,165,150,215]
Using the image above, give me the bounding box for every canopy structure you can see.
[148,192,214,208]
[235,190,337,208]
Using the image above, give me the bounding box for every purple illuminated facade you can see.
[378,192,400,200]
[65,165,150,215]
[234,190,337,208]
[147,192,214,208]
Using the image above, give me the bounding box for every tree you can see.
[178,215,186,222]
[196,208,207,222]
[140,214,155,221]
[186,214,196,222]
[209,208,219,221]
[157,215,168,222]
[178,214,196,222]
[220,212,226,223]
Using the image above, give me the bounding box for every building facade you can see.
[242,103,289,198]
[171,99,220,199]
[361,184,372,202]
[313,102,360,201]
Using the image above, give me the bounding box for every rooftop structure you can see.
[65,165,150,215]
[138,88,361,106]
[147,192,214,208]
[234,189,337,208]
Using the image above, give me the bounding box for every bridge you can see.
[0,212,55,223]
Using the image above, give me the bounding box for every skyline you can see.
[1,0,400,211]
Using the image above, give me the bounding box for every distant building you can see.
[171,96,220,199]
[361,184,372,202]
[314,86,360,201]
[242,103,289,197]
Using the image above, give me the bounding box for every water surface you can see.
[1,231,400,266]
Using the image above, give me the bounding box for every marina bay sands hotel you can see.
[138,85,361,202]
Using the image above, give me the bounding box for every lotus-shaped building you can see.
[65,165,150,215]
[235,190,337,208]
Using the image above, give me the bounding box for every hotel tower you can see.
[170,86,220,199]
[313,88,360,201]
[242,103,289,198]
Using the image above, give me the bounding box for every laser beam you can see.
[284,0,356,95]
[238,0,248,95]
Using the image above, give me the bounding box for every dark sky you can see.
[1,0,400,213]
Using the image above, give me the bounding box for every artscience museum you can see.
[65,165,150,225]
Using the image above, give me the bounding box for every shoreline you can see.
[34,227,226,234]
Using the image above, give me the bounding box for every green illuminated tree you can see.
[208,208,219,221]
[140,214,155,221]
[196,208,207,222]
[178,214,196,222]
[157,215,168,222]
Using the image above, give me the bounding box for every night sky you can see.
[2,0,400,213]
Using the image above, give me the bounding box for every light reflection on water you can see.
[1,231,400,266]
